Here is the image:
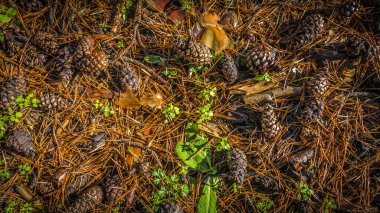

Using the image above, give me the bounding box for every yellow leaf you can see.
[140,93,163,108]
[200,13,220,28]
[199,12,230,53]
[125,147,141,167]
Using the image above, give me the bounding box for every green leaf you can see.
[15,112,23,118]
[0,14,12,23]
[144,55,165,64]
[0,33,4,42]
[175,141,211,171]
[197,178,217,213]
[6,8,17,17]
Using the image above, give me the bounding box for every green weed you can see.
[255,72,272,82]
[198,86,217,102]
[162,103,180,124]
[297,181,314,201]
[215,137,230,152]
[195,104,213,123]
[323,197,337,212]
[256,198,274,213]
[17,163,31,176]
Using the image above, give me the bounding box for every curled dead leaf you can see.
[199,12,231,53]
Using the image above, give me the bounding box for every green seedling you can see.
[181,0,193,12]
[113,206,120,213]
[162,68,178,77]
[151,168,190,211]
[7,108,23,123]
[20,202,33,213]
[162,103,180,124]
[0,5,16,24]
[93,100,115,117]
[323,197,337,213]
[215,137,230,152]
[189,65,209,75]
[144,55,167,65]
[195,104,213,123]
[0,168,11,179]
[15,93,40,108]
[0,114,7,139]
[256,198,274,213]
[255,72,272,82]
[297,181,314,201]
[18,163,31,176]
[121,0,133,21]
[4,200,18,213]
[198,86,217,102]
[117,40,125,49]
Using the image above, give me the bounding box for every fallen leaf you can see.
[125,147,142,167]
[146,0,186,24]
[199,12,231,53]
[200,13,220,27]
[140,93,163,108]
[229,81,277,95]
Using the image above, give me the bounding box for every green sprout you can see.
[0,114,7,139]
[162,103,180,124]
[195,104,213,123]
[117,40,125,49]
[15,93,40,108]
[215,137,230,152]
[297,181,314,201]
[255,72,272,82]
[198,85,217,102]
[18,163,31,176]
[0,159,11,179]
[20,202,33,213]
[323,197,337,213]
[162,68,178,77]
[93,100,115,117]
[256,198,274,213]
[0,5,17,24]
[151,168,190,211]
[121,0,133,21]
[7,108,23,123]
[4,200,18,213]
[189,65,209,75]
[180,0,193,12]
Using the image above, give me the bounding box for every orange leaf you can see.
[125,147,142,167]
[200,13,220,28]
[140,93,163,108]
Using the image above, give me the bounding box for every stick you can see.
[123,56,168,84]
[244,86,302,105]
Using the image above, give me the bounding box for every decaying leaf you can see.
[140,93,163,108]
[200,12,231,53]
[126,147,142,167]
[146,0,186,24]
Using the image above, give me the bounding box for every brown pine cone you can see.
[344,37,376,58]
[250,172,279,193]
[66,185,104,213]
[261,102,280,140]
[2,26,24,57]
[104,174,125,205]
[65,174,91,197]
[158,202,184,213]
[0,74,27,110]
[5,129,37,157]
[175,39,212,65]
[32,31,59,55]
[288,14,325,50]
[56,46,75,86]
[40,91,70,110]
[220,54,238,83]
[307,69,329,97]
[336,1,360,23]
[119,63,139,92]
[300,98,324,124]
[243,46,277,72]
[75,35,97,59]
[227,148,247,185]
[76,47,109,73]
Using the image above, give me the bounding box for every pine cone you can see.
[0,74,27,110]
[32,31,59,55]
[104,174,125,205]
[227,148,247,185]
[175,39,211,65]
[65,174,91,197]
[300,98,324,124]
[344,37,376,58]
[119,63,139,92]
[220,55,238,83]
[251,172,279,193]
[76,35,97,59]
[288,148,315,171]
[76,48,109,73]
[5,129,37,157]
[40,91,70,110]
[288,14,324,50]
[336,1,360,23]
[18,0,45,12]
[66,185,104,213]
[261,102,280,140]
[243,46,277,72]
[56,46,75,86]
[158,202,184,213]
[2,27,24,57]
[307,70,329,97]
[24,50,48,67]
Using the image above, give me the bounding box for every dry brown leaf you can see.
[199,12,231,53]
[229,81,277,95]
[140,93,163,108]
[125,147,142,167]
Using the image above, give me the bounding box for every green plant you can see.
[162,103,180,124]
[7,108,23,123]
[255,72,272,82]
[256,198,274,213]
[18,163,31,176]
[0,114,7,140]
[99,22,107,32]
[215,137,230,152]
[297,181,314,201]
[117,40,125,49]
[4,200,18,213]
[198,86,217,102]
[151,168,190,211]
[0,168,11,179]
[121,0,133,21]
[189,65,209,75]
[0,5,16,23]
[162,68,178,77]
[181,0,193,12]
[195,104,213,123]
[113,206,120,213]
[323,197,337,212]
[14,93,40,108]
[20,202,33,213]
[144,55,166,65]
[93,100,115,117]
[197,177,217,213]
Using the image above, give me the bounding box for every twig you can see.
[122,56,167,84]
[16,185,33,201]
[244,86,302,105]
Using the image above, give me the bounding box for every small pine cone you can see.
[261,102,280,140]
[76,48,109,73]
[2,27,24,57]
[56,46,75,86]
[336,1,360,23]
[220,55,238,83]
[158,202,184,213]
[65,174,91,197]
[0,74,27,110]
[5,129,37,157]
[288,148,315,171]
[227,148,247,185]
[76,35,97,59]
[66,186,104,213]
[344,37,376,58]
[32,31,59,55]
[119,63,139,92]
[24,51,48,67]
[104,174,125,205]
[18,0,45,12]
[307,70,329,97]
[250,172,279,193]
[40,91,70,110]
[300,98,324,124]
[288,14,324,50]
[176,39,212,65]
[243,46,276,72]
